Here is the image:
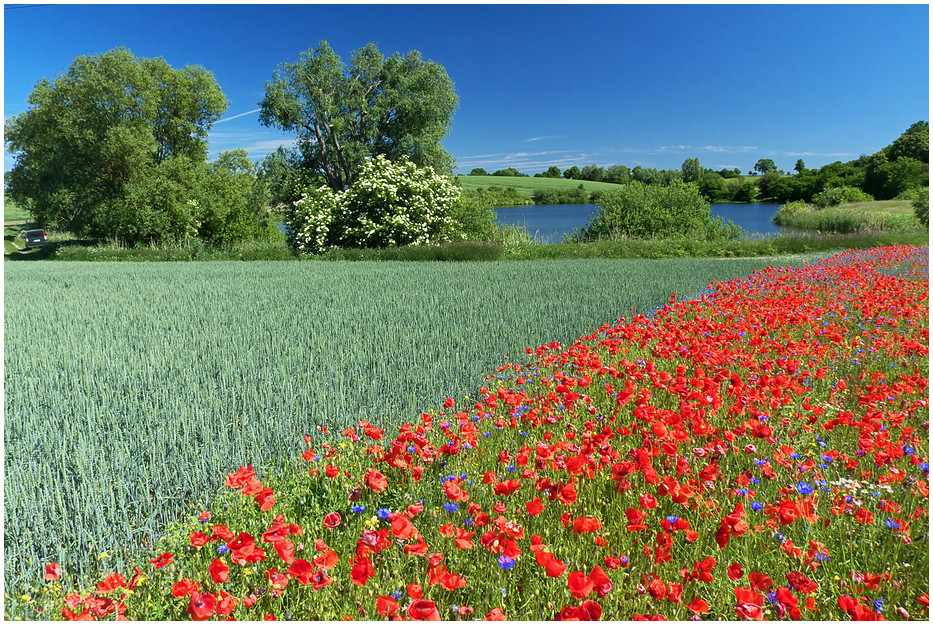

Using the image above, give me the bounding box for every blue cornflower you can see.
[352,504,366,514]
[903,446,914,455]
[506,465,516,471]
[407,446,417,453]
[749,477,760,484]
[873,599,884,613]
[483,432,491,437]
[392,589,404,600]
[797,482,814,496]
[464,518,474,526]
[737,488,748,496]
[750,502,764,512]
[217,544,229,555]
[921,463,930,473]
[444,502,459,512]
[666,515,679,525]
[886,519,900,530]
[377,508,391,520]
[822,454,833,463]
[816,437,826,448]
[497,555,516,571]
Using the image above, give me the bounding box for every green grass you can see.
[455,175,621,198]
[3,197,33,223]
[4,255,821,598]
[774,199,924,233]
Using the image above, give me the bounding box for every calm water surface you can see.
[494,202,791,242]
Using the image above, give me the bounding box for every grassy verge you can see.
[44,231,928,263]
[774,199,922,233]
[455,175,620,198]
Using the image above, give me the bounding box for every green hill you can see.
[455,175,622,198]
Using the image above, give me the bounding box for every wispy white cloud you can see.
[698,145,758,153]
[520,135,565,143]
[455,149,599,173]
[656,145,691,153]
[779,150,854,158]
[207,128,295,160]
[214,108,262,124]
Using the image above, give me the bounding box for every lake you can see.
[494,202,792,243]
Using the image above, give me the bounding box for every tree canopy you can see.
[259,41,458,192]
[5,47,230,243]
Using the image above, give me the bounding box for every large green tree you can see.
[753,158,778,175]
[259,41,458,192]
[5,48,228,242]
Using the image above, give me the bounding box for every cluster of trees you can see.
[6,42,464,249]
[5,48,275,245]
[468,123,928,207]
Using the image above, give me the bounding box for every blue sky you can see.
[4,3,929,175]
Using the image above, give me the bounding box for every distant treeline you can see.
[468,121,929,204]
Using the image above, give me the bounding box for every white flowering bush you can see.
[287,185,340,254]
[285,155,462,254]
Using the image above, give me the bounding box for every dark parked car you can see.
[19,229,48,249]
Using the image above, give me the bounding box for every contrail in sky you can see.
[215,108,262,124]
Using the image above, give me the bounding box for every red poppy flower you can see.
[150,552,174,569]
[224,465,256,489]
[728,563,744,580]
[172,578,200,598]
[190,531,211,547]
[408,599,440,621]
[391,513,417,540]
[638,493,658,509]
[216,591,238,617]
[589,565,613,597]
[323,512,342,530]
[96,573,126,594]
[686,598,710,615]
[186,592,216,621]
[254,487,276,511]
[572,516,602,534]
[484,607,507,621]
[365,468,388,493]
[647,576,668,600]
[213,524,234,542]
[748,572,774,592]
[494,479,522,496]
[127,567,142,590]
[44,562,62,581]
[377,596,400,617]
[525,496,545,516]
[568,570,594,599]
[349,556,375,586]
[407,583,423,599]
[312,548,339,569]
[453,527,476,549]
[208,558,229,584]
[274,538,295,564]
